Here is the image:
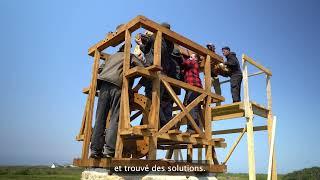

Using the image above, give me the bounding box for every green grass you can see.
[0,166,83,180]
[0,166,319,179]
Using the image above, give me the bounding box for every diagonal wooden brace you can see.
[160,80,206,137]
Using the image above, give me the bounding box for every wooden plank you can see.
[223,127,246,165]
[159,74,224,102]
[204,55,213,162]
[212,112,245,121]
[158,92,207,134]
[246,115,256,180]
[242,55,256,179]
[162,80,205,137]
[147,30,162,160]
[267,116,277,180]
[114,30,131,159]
[243,54,272,76]
[81,50,100,161]
[219,71,264,85]
[88,16,142,56]
[266,75,277,180]
[125,66,157,79]
[187,144,193,162]
[145,65,163,71]
[168,129,182,134]
[251,102,269,118]
[119,127,154,138]
[138,16,223,64]
[158,133,209,145]
[212,126,267,135]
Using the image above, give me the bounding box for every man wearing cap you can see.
[90,44,144,158]
[206,43,222,105]
[222,46,243,102]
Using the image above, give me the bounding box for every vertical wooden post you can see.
[187,144,193,162]
[198,147,203,163]
[204,55,213,163]
[115,29,131,158]
[81,49,100,162]
[173,149,179,160]
[267,116,277,180]
[242,54,256,180]
[266,75,277,179]
[147,30,162,160]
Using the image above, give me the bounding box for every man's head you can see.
[222,46,231,56]
[171,48,181,59]
[206,43,215,52]
[161,22,171,29]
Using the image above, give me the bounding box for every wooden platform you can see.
[211,101,269,121]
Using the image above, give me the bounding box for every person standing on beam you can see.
[222,46,243,102]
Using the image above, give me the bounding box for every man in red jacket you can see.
[182,53,203,134]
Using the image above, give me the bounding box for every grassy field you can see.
[0,166,319,179]
[0,166,83,180]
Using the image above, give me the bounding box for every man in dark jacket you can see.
[135,23,176,128]
[90,45,143,158]
[222,46,243,102]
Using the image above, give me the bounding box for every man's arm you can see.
[181,59,194,69]
[98,62,105,74]
[224,56,238,67]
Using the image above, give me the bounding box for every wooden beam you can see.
[158,93,207,134]
[88,16,142,56]
[212,126,267,135]
[138,16,223,64]
[125,66,157,79]
[219,71,264,85]
[159,74,224,102]
[266,75,277,179]
[243,54,272,76]
[204,55,213,162]
[212,112,245,121]
[223,127,246,165]
[267,116,277,180]
[81,50,100,161]
[115,30,131,159]
[147,30,162,160]
[162,80,205,137]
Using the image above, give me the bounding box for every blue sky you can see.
[0,0,319,174]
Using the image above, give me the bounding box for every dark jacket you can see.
[225,52,242,76]
[98,52,143,88]
[139,34,175,77]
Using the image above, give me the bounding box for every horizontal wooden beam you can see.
[243,54,272,76]
[251,101,269,118]
[88,16,143,56]
[125,66,157,79]
[212,126,268,135]
[219,71,264,85]
[159,74,225,102]
[138,16,223,64]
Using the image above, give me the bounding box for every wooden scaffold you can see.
[73,15,277,179]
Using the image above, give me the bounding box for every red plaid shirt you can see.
[182,58,202,88]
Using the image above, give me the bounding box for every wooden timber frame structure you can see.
[73,15,277,179]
